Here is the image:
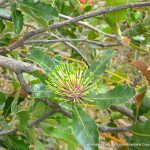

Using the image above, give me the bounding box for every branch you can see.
[98,125,131,133]
[59,14,116,38]
[0,55,38,93]
[0,55,38,73]
[4,1,150,52]
[38,98,72,118]
[50,34,90,66]
[16,73,32,94]
[28,109,58,128]
[110,105,148,122]
[24,39,120,47]
[0,99,71,136]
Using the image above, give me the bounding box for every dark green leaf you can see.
[29,48,55,73]
[31,70,47,84]
[126,120,150,150]
[0,19,5,33]
[11,3,24,34]
[41,125,78,149]
[6,135,30,150]
[72,105,99,150]
[18,0,58,31]
[106,0,127,29]
[0,37,10,46]
[84,49,114,80]
[0,91,5,104]
[17,111,30,132]
[85,84,135,109]
[2,97,13,118]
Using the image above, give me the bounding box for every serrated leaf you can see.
[106,0,127,31]
[41,125,78,150]
[85,84,135,109]
[11,3,24,34]
[84,49,114,80]
[17,110,30,132]
[18,0,58,31]
[29,48,55,73]
[126,120,150,150]
[72,105,99,150]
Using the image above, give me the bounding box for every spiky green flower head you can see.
[46,62,96,104]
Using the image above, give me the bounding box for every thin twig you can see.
[4,2,150,52]
[16,73,32,94]
[110,105,148,122]
[98,125,131,133]
[24,39,120,47]
[50,34,90,66]
[28,109,58,128]
[38,99,72,118]
[59,14,116,38]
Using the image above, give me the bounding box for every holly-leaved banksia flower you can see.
[46,62,96,104]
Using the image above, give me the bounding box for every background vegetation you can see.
[0,0,150,149]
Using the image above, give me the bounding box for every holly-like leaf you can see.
[85,84,135,109]
[72,105,99,150]
[84,49,114,80]
[18,0,58,31]
[29,48,55,73]
[17,111,30,132]
[41,124,78,150]
[126,120,150,150]
[11,3,23,34]
[106,0,127,29]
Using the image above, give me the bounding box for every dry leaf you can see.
[132,60,150,85]
[134,91,146,109]
[122,36,131,46]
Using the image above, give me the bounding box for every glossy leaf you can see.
[72,105,99,150]
[41,125,78,150]
[18,0,58,31]
[31,83,55,99]
[85,84,135,109]
[126,120,150,150]
[11,3,24,34]
[29,48,55,73]
[84,49,114,80]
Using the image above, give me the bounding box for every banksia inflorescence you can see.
[46,62,95,104]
